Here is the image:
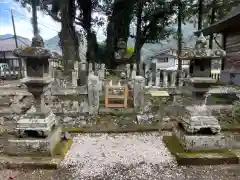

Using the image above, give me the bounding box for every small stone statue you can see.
[195,33,207,49]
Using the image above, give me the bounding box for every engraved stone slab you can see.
[174,128,227,150]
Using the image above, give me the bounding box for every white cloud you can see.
[0,1,60,40]
[0,1,107,42]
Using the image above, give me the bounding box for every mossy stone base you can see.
[4,127,62,157]
[0,139,72,169]
[173,128,227,150]
[163,136,239,165]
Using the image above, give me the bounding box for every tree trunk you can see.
[32,0,39,36]
[105,0,136,69]
[86,31,98,63]
[59,0,80,71]
[106,19,115,69]
[77,0,98,63]
[209,0,217,49]
[177,1,182,70]
[198,0,204,30]
[133,0,143,74]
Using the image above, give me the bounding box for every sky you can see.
[0,0,61,40]
[0,0,107,41]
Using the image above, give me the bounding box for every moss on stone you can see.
[53,139,73,157]
[163,136,239,165]
[63,124,160,133]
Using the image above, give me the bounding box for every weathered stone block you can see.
[173,128,227,150]
[4,127,62,156]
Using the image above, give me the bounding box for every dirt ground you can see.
[0,165,240,180]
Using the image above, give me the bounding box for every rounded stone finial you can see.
[31,34,44,47]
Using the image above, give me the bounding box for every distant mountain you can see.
[44,23,198,57]
[0,34,14,39]
[0,34,30,40]
[45,35,61,54]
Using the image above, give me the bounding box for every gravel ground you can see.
[0,133,240,180]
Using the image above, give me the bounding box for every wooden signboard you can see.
[105,84,128,108]
[149,91,169,97]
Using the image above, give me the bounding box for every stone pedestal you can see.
[173,128,227,150]
[174,105,225,151]
[182,77,217,97]
[16,111,56,137]
[4,127,62,156]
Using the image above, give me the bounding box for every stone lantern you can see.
[13,35,56,137]
[179,33,226,97]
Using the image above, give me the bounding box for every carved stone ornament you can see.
[179,33,226,60]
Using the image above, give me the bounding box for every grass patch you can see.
[98,107,136,116]
[163,136,239,165]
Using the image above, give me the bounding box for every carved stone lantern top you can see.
[13,34,54,59]
[179,33,226,60]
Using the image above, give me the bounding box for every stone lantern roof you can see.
[179,33,226,60]
[13,34,55,58]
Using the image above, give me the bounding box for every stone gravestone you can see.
[78,61,87,86]
[88,75,100,115]
[151,62,157,86]
[133,76,145,112]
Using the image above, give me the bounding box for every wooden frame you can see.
[105,84,128,108]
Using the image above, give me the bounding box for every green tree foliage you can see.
[185,0,239,28]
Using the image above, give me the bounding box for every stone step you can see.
[0,156,61,169]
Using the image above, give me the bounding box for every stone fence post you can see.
[72,61,78,87]
[21,58,27,78]
[131,64,137,80]
[133,76,145,113]
[88,75,100,115]
[98,64,105,92]
[126,64,131,79]
[88,63,94,76]
[78,61,87,86]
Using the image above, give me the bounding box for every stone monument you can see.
[173,104,225,150]
[3,34,61,156]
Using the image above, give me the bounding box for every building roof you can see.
[0,37,31,52]
[194,5,240,36]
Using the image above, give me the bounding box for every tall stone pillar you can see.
[88,75,100,115]
[133,76,145,113]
